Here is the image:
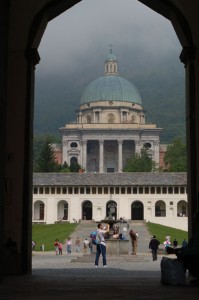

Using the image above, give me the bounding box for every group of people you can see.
[53,236,95,255]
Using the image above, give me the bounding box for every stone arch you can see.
[155,200,166,217]
[57,200,68,221]
[177,200,187,217]
[33,200,45,221]
[82,200,92,220]
[1,0,198,278]
[106,200,117,220]
[131,200,144,220]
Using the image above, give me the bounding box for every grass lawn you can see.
[32,222,188,251]
[146,222,188,245]
[32,223,77,251]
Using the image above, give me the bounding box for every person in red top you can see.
[54,239,59,255]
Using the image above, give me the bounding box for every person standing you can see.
[83,238,89,253]
[149,235,160,261]
[54,239,59,255]
[75,237,81,253]
[182,239,188,248]
[173,238,178,249]
[58,241,63,255]
[163,238,171,254]
[66,237,72,255]
[88,238,93,255]
[95,223,110,267]
[129,229,138,255]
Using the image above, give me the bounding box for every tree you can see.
[123,148,155,172]
[164,138,187,172]
[34,138,60,172]
[69,162,81,173]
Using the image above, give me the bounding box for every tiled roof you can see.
[33,172,187,186]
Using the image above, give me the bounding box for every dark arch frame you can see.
[0,0,196,277]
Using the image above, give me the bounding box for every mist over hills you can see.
[34,47,185,143]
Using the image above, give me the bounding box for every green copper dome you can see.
[80,75,142,105]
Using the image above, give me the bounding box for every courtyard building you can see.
[33,172,187,230]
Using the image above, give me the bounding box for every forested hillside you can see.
[34,48,185,143]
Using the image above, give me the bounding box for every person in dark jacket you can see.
[149,235,160,261]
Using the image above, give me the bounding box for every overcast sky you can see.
[36,0,182,76]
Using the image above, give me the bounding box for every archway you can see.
[82,200,92,220]
[33,200,45,221]
[2,0,198,280]
[57,200,68,221]
[106,201,117,220]
[131,201,144,220]
[177,200,187,217]
[155,200,166,217]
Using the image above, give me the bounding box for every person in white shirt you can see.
[95,223,110,267]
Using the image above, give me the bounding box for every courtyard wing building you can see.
[59,50,162,172]
[33,172,187,231]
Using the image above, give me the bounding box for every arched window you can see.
[86,187,90,194]
[57,201,68,221]
[151,187,155,194]
[80,187,84,194]
[145,187,149,194]
[121,187,125,194]
[92,187,96,194]
[74,187,78,194]
[45,187,49,194]
[139,187,143,194]
[39,187,43,194]
[98,187,102,194]
[157,187,161,194]
[62,187,66,194]
[115,187,119,194]
[127,187,131,194]
[107,113,115,123]
[180,187,185,194]
[33,187,38,194]
[57,187,61,194]
[104,187,108,194]
[133,187,137,194]
[110,187,114,194]
[70,142,77,148]
[68,187,73,194]
[51,187,55,194]
[174,187,179,194]
[162,187,167,194]
[86,115,91,123]
[168,187,173,194]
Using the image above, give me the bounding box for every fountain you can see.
[100,213,130,255]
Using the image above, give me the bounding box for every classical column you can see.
[99,140,104,173]
[118,140,123,172]
[82,140,87,171]
[135,139,142,154]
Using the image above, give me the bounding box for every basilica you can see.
[58,50,162,172]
